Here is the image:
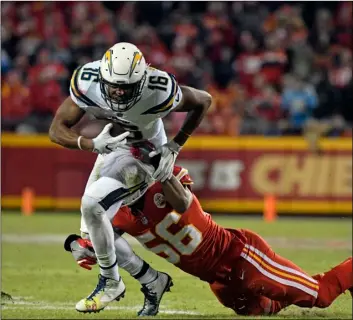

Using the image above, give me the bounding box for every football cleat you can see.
[137,272,173,316]
[76,274,125,313]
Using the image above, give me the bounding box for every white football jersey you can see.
[69,60,183,147]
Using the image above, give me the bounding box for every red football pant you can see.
[210,229,352,316]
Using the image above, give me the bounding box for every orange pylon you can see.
[264,194,277,222]
[21,187,34,216]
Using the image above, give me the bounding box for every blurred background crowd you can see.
[2,1,352,137]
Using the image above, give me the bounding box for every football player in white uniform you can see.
[49,42,212,314]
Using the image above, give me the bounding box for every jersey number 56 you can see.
[135,211,202,265]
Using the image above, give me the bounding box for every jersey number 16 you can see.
[148,76,169,92]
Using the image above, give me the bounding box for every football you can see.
[71,116,160,168]
[72,115,125,139]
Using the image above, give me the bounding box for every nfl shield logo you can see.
[141,216,148,225]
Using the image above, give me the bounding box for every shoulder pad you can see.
[141,68,182,115]
[69,61,100,108]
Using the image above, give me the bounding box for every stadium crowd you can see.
[2,1,352,136]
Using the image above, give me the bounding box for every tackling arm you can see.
[172,86,212,146]
[161,175,193,213]
[149,85,212,182]
[49,97,94,151]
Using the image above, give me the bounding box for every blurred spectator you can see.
[233,30,262,95]
[328,49,352,89]
[280,75,318,135]
[260,32,287,86]
[1,1,352,137]
[233,2,268,35]
[251,84,282,135]
[28,48,68,86]
[309,9,335,53]
[207,80,245,114]
[211,107,241,136]
[340,78,353,125]
[24,47,67,132]
[28,78,64,132]
[311,68,340,120]
[334,2,352,49]
[1,49,12,75]
[2,70,32,132]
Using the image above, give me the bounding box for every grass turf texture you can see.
[1,212,352,319]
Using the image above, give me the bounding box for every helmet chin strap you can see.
[100,71,146,112]
[111,103,128,112]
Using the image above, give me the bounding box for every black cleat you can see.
[137,272,173,316]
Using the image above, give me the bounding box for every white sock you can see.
[82,196,122,281]
[99,254,120,280]
[91,214,120,280]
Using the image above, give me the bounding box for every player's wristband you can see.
[173,130,190,147]
[77,136,84,150]
[180,129,191,137]
[169,140,182,153]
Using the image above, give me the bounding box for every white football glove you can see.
[92,123,130,154]
[149,140,181,182]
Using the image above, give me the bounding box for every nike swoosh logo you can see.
[105,145,113,152]
[175,93,180,102]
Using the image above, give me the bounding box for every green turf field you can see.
[1,212,352,319]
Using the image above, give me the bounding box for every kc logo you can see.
[154,193,166,208]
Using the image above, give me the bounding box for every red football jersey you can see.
[112,166,246,283]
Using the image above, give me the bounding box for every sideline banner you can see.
[1,134,352,214]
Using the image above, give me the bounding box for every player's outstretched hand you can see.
[92,123,130,154]
[64,234,97,270]
[149,140,181,182]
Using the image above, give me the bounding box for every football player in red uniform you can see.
[66,152,352,316]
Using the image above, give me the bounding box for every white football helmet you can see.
[99,42,147,112]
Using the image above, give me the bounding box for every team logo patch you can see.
[141,216,149,225]
[105,49,113,76]
[154,193,166,208]
[130,51,142,77]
